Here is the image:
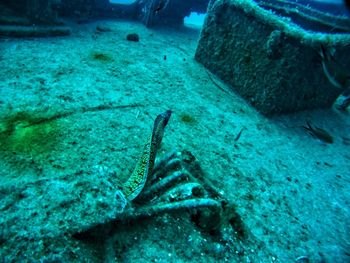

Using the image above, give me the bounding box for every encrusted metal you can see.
[117,150,224,222]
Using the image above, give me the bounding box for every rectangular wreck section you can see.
[195,0,350,115]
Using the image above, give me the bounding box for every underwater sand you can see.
[0,20,349,262]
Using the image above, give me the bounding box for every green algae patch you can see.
[0,111,62,160]
[90,51,114,62]
[179,113,198,126]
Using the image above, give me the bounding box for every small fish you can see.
[234,127,246,142]
[319,45,350,90]
[154,0,169,14]
[303,121,334,144]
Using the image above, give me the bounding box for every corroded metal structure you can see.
[195,0,350,114]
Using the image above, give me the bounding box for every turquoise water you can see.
[0,1,350,262]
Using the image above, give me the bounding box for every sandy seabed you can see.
[0,20,349,262]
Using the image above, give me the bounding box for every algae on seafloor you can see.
[90,51,114,62]
[179,113,198,126]
[0,111,62,160]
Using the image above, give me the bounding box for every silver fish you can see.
[303,121,334,144]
